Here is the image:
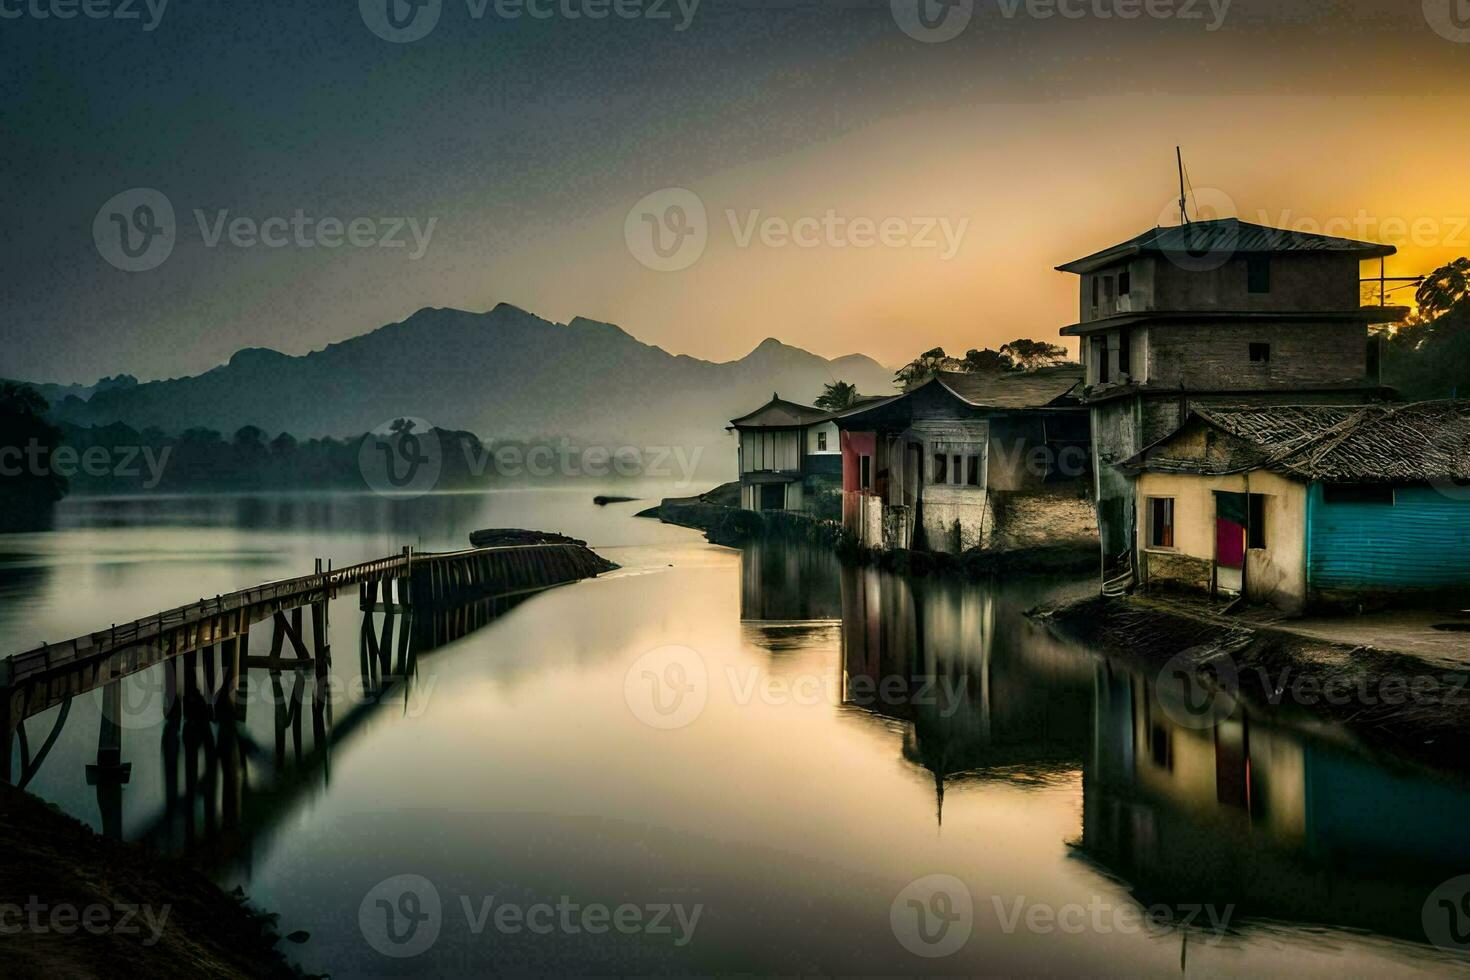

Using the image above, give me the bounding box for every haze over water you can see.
[2,489,1468,975]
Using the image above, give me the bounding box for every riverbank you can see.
[0,782,307,977]
[1038,591,1470,773]
[639,483,1096,577]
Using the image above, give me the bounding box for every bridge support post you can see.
[86,675,132,823]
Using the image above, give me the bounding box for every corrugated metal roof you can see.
[1058,218,1396,273]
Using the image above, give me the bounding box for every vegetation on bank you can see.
[0,782,312,977]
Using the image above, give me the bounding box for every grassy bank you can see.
[0,782,308,977]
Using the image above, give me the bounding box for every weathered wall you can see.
[741,429,801,474]
[1135,470,1308,612]
[989,488,1098,550]
[806,421,840,456]
[1146,320,1369,390]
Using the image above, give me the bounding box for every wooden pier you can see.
[0,541,615,784]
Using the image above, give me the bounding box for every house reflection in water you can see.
[838,566,1094,820]
[1085,665,1470,949]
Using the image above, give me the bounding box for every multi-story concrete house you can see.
[1054,217,1405,584]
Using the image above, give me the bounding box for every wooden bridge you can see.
[0,541,615,785]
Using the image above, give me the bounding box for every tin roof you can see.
[1057,218,1396,274]
[930,366,1084,409]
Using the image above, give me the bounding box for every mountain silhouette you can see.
[39,304,895,458]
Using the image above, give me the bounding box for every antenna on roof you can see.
[1176,146,1189,225]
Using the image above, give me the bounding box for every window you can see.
[1103,276,1116,306]
[1147,497,1175,549]
[966,456,981,486]
[1248,256,1271,293]
[1118,328,1132,378]
[1093,336,1110,384]
[933,453,947,484]
[951,454,963,486]
[1091,277,1100,308]
[1118,270,1131,296]
[859,455,872,490]
[1323,483,1394,505]
[816,430,827,452]
[1249,343,1271,363]
[1248,493,1267,549]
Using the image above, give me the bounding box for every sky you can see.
[4,0,1470,384]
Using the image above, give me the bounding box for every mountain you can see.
[41,305,895,466]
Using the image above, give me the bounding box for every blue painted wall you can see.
[1307,483,1470,592]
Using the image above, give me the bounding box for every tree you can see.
[999,338,1070,372]
[962,348,1013,372]
[815,380,859,412]
[0,383,67,529]
[895,347,962,389]
[1417,257,1470,321]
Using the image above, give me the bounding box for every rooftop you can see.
[1057,217,1396,275]
[1122,401,1470,485]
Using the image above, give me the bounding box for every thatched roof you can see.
[1122,401,1470,484]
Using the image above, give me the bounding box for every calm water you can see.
[4,488,1470,977]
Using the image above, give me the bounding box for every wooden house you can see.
[833,368,1094,554]
[1054,217,1405,581]
[728,394,844,513]
[1119,401,1470,613]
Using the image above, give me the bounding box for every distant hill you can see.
[35,305,895,473]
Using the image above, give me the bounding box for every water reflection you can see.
[7,517,1470,969]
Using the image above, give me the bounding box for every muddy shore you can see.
[1038,592,1470,774]
[0,775,310,976]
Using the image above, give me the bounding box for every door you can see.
[1215,492,1247,595]
[760,483,786,511]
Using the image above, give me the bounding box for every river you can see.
[3,488,1469,976]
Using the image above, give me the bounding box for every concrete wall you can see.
[1136,469,1308,612]
[1147,320,1370,390]
[806,421,839,456]
[990,488,1098,550]
[1079,253,1364,323]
